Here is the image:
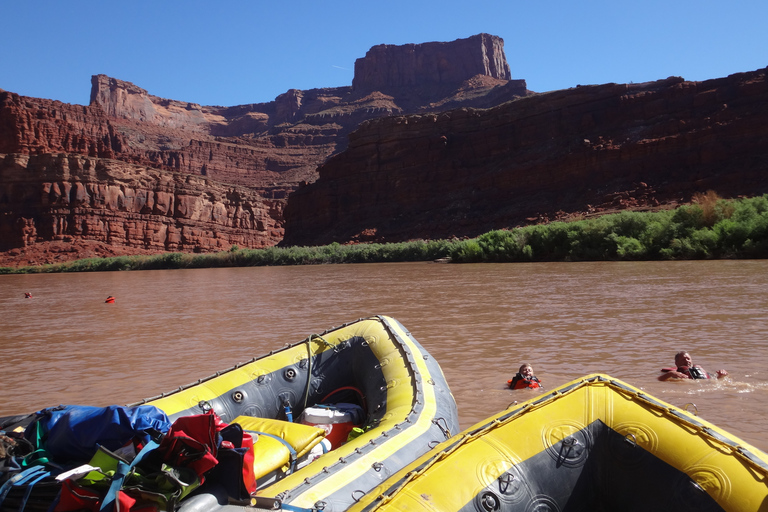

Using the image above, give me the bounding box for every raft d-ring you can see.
[372,462,383,472]
[480,492,500,511]
[314,500,327,510]
[198,400,212,412]
[498,472,516,494]
[433,417,451,438]
[351,490,366,502]
[231,391,244,403]
[683,403,699,415]
[623,433,637,447]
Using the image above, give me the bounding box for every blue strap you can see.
[99,439,159,512]
[279,503,315,512]
[245,430,298,473]
[18,471,50,512]
[0,466,48,507]
[99,460,129,512]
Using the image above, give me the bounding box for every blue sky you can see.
[2,0,766,107]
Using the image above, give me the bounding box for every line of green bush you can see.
[2,193,767,274]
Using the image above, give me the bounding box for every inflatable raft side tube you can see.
[349,374,768,512]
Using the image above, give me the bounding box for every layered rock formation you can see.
[282,68,768,245]
[0,153,282,253]
[0,84,342,191]
[0,34,527,265]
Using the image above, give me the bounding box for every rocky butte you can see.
[0,33,526,265]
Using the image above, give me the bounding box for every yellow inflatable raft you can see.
[134,315,460,512]
[350,374,768,512]
[0,316,459,512]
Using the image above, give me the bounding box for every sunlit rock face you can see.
[0,34,530,264]
[0,153,283,254]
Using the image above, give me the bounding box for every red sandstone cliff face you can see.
[281,68,768,246]
[0,34,525,265]
[0,153,282,254]
[0,87,340,191]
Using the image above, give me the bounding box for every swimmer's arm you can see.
[658,370,686,381]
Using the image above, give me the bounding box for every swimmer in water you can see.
[508,363,542,389]
[658,351,728,381]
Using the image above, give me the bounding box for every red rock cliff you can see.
[0,34,527,265]
[281,68,768,246]
[0,153,282,252]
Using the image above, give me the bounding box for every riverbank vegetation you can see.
[2,192,767,274]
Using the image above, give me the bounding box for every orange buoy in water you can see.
[105,296,115,303]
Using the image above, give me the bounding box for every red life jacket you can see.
[507,374,542,389]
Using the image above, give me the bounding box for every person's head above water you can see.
[674,351,693,368]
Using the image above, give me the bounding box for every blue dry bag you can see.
[24,404,171,463]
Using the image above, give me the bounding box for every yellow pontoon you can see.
[350,374,768,512]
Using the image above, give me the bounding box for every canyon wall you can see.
[0,34,526,264]
[0,153,282,253]
[10,32,767,263]
[0,87,340,191]
[281,68,768,245]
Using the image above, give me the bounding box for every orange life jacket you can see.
[507,374,542,389]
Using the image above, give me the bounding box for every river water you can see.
[1,260,766,452]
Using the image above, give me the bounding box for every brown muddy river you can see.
[2,260,766,451]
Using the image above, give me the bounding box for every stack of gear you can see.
[0,405,256,512]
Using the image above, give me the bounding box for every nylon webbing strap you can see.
[279,503,315,512]
[19,471,50,512]
[99,439,159,512]
[0,466,49,509]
